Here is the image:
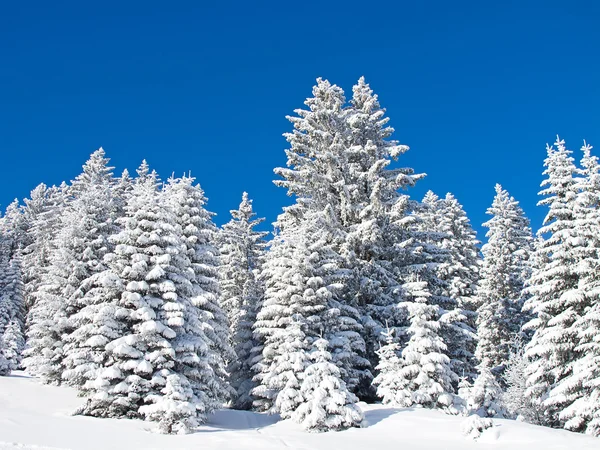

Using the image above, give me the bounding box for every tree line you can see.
[0,77,598,437]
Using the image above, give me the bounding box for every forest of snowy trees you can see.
[0,77,599,437]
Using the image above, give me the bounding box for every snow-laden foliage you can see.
[292,338,363,432]
[461,414,494,440]
[274,77,423,393]
[218,192,267,410]
[501,336,544,424]
[163,176,233,411]
[252,206,369,412]
[393,279,457,410]
[466,366,505,418]
[523,137,588,428]
[476,184,533,377]
[372,327,403,405]
[78,165,222,432]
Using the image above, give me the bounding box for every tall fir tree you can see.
[218,192,267,410]
[79,166,217,433]
[523,137,586,427]
[163,175,233,411]
[552,141,600,436]
[475,184,533,378]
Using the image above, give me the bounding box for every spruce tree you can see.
[523,137,584,427]
[78,166,198,426]
[292,338,363,432]
[476,184,533,377]
[393,279,457,410]
[372,327,404,405]
[553,141,600,436]
[163,175,233,411]
[218,192,267,409]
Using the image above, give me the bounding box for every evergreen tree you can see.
[524,137,584,427]
[273,77,424,397]
[466,367,505,418]
[554,141,600,436]
[21,183,68,313]
[372,327,404,405]
[218,192,267,410]
[393,279,457,410]
[435,193,480,379]
[1,320,25,372]
[56,149,120,387]
[78,166,212,432]
[252,210,327,412]
[476,185,533,377]
[272,320,309,419]
[292,338,363,432]
[163,175,233,411]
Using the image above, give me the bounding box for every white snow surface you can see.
[1,371,599,450]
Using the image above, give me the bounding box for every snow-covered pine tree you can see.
[0,254,25,369]
[218,192,267,410]
[372,327,404,405]
[21,183,68,312]
[253,205,369,412]
[0,348,10,376]
[409,191,470,383]
[476,184,533,379]
[251,210,327,413]
[292,337,363,432]
[434,193,480,380]
[1,320,25,372]
[393,278,457,410]
[467,366,505,418]
[501,335,544,423]
[523,137,585,428]
[271,319,309,419]
[55,149,121,388]
[342,78,424,370]
[78,166,190,422]
[552,141,600,436]
[139,372,199,434]
[274,77,424,398]
[114,169,133,218]
[163,175,233,412]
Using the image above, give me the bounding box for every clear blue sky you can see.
[1,1,599,240]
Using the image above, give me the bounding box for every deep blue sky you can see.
[1,1,599,240]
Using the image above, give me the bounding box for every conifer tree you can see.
[476,185,533,377]
[466,366,505,418]
[273,77,424,396]
[78,166,195,425]
[218,192,267,409]
[372,327,404,405]
[409,192,471,382]
[55,149,120,387]
[435,193,480,379]
[252,210,327,412]
[21,183,68,313]
[553,141,600,436]
[292,338,363,432]
[163,175,233,411]
[524,137,584,427]
[393,279,457,410]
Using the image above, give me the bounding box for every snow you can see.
[1,372,598,450]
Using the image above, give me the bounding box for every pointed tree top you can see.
[422,190,439,204]
[136,159,150,179]
[73,148,115,188]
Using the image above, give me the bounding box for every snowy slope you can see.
[0,372,598,450]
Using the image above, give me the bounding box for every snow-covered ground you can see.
[1,372,598,450]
